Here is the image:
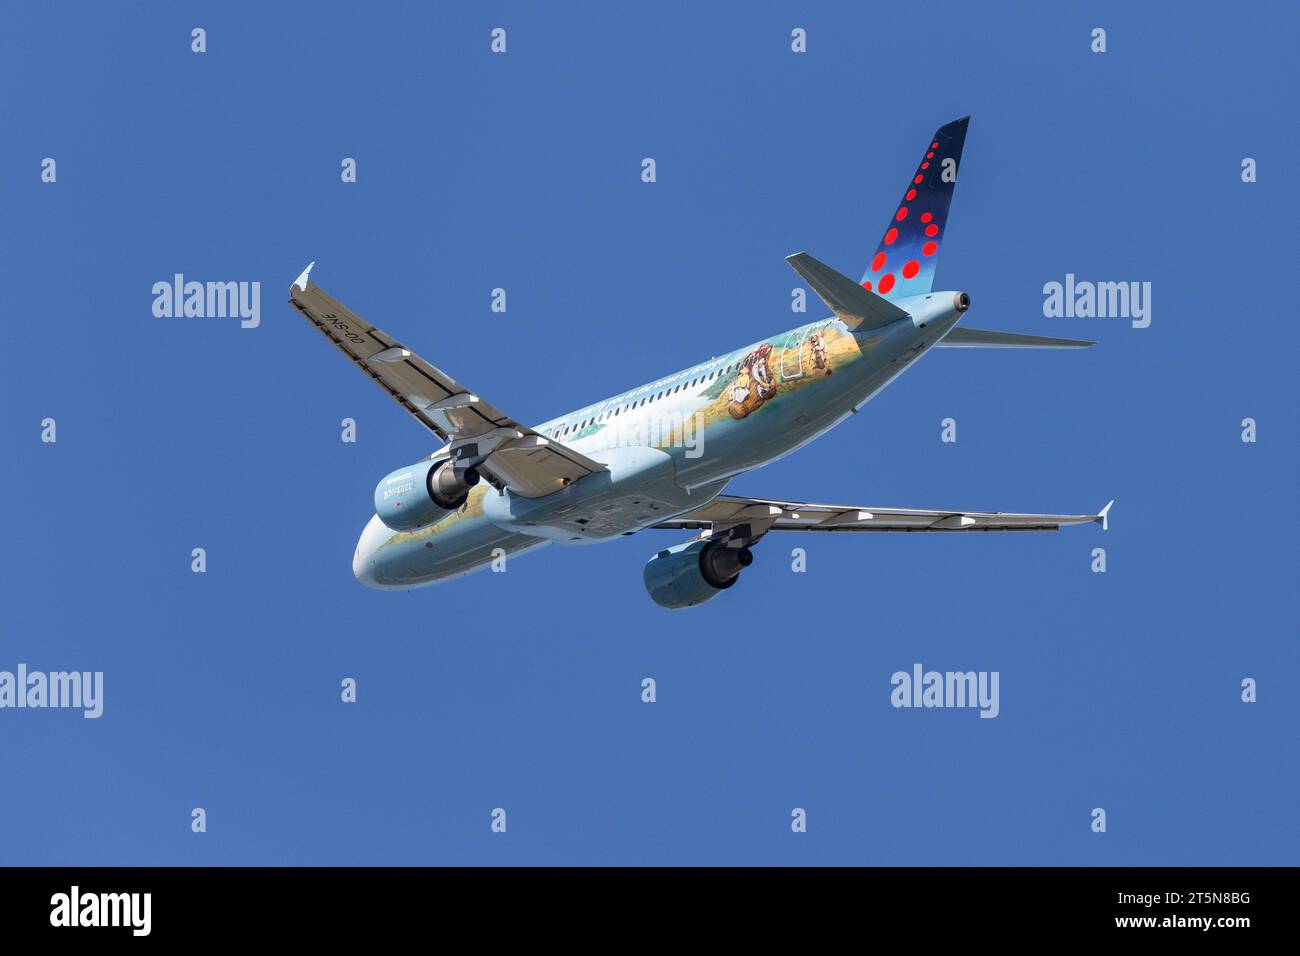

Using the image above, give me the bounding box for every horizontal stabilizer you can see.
[938,327,1095,349]
[786,252,910,331]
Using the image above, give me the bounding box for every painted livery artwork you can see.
[727,343,777,419]
[809,332,832,374]
[725,325,843,420]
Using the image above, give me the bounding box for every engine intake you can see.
[643,539,753,609]
[374,458,479,533]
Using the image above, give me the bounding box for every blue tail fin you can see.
[861,116,969,299]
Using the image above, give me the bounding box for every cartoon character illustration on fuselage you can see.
[810,332,832,374]
[727,343,777,419]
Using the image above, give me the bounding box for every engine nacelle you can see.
[643,539,753,609]
[373,458,480,533]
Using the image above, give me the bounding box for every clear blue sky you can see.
[2,1,1295,865]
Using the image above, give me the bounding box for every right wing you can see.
[288,263,606,498]
[657,494,1113,535]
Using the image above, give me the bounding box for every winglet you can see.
[293,261,316,293]
[1097,499,1114,531]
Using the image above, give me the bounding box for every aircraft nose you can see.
[353,514,390,588]
[352,545,373,587]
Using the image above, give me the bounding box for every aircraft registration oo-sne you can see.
[289,116,1112,608]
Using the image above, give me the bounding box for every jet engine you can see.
[373,458,479,533]
[643,538,754,609]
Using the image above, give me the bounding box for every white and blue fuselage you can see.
[353,292,966,588]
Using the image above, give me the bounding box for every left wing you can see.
[288,263,606,498]
[656,495,1112,534]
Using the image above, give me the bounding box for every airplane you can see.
[288,116,1112,608]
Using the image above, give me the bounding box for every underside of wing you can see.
[288,264,605,497]
[656,494,1112,534]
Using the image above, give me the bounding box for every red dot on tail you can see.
[895,207,909,221]
[931,141,939,148]
[861,281,872,290]
[902,260,920,279]
[913,175,923,185]
[927,151,934,159]
[921,212,932,223]
[877,273,896,294]
[883,227,898,245]
[905,188,916,201]
[921,162,929,169]
[925,223,938,237]
[922,241,938,256]
[871,252,887,272]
